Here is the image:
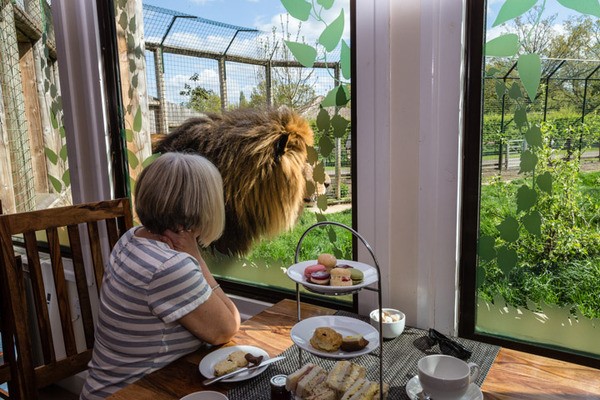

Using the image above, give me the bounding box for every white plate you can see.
[198,345,270,383]
[405,375,483,400]
[290,315,380,359]
[286,259,378,294]
[180,391,229,400]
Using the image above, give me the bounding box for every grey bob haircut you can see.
[134,152,225,247]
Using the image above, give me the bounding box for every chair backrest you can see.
[0,198,133,399]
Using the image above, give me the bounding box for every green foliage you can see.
[179,74,222,113]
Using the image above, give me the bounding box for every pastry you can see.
[348,268,364,284]
[227,350,249,367]
[330,267,353,286]
[310,327,342,352]
[317,253,337,270]
[310,270,330,285]
[213,359,238,376]
[304,264,327,279]
[340,335,369,352]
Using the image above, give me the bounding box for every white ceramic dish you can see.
[286,259,378,294]
[369,308,406,339]
[405,375,483,400]
[290,315,380,359]
[198,345,269,383]
[180,391,229,400]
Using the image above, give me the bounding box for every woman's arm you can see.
[162,229,241,345]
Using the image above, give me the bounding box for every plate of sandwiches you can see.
[290,316,380,359]
[286,254,378,295]
[198,345,270,383]
[285,360,389,399]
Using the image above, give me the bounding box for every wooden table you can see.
[107,299,600,400]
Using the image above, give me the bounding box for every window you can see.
[460,0,600,367]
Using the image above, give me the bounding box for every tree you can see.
[179,73,221,113]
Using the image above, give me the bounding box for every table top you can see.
[107,299,600,400]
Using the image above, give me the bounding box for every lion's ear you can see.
[274,134,289,162]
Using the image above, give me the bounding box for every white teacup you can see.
[417,354,479,400]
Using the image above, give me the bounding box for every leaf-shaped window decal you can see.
[319,135,334,157]
[281,0,312,21]
[485,34,520,57]
[556,0,600,17]
[478,235,497,261]
[516,184,537,212]
[518,53,541,102]
[319,9,344,52]
[128,149,139,169]
[341,40,351,80]
[284,40,317,68]
[45,147,59,165]
[62,170,71,187]
[497,246,518,275]
[524,125,542,148]
[514,107,528,128]
[536,171,552,194]
[317,194,328,211]
[495,80,506,100]
[307,145,319,165]
[519,150,538,173]
[522,211,542,236]
[492,0,537,27]
[313,161,327,184]
[48,174,63,192]
[508,82,522,100]
[331,114,349,138]
[497,216,519,243]
[322,85,348,107]
[133,107,143,132]
[316,108,331,131]
[317,0,335,9]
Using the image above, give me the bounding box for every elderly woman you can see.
[81,153,241,400]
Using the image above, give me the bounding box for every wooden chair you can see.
[0,198,133,399]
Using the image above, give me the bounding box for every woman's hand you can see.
[162,229,202,260]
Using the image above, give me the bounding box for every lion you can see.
[154,107,324,255]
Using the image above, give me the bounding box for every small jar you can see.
[270,374,291,400]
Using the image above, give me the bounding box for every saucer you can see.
[406,375,483,400]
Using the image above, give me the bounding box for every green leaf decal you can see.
[313,162,326,184]
[514,107,528,128]
[51,111,59,129]
[522,211,542,236]
[133,107,142,132]
[508,82,522,100]
[142,153,160,168]
[518,53,541,102]
[128,15,136,32]
[478,235,497,261]
[322,85,350,107]
[44,147,58,165]
[536,171,552,194]
[485,34,519,57]
[494,80,506,100]
[316,213,327,222]
[319,135,334,157]
[48,174,62,192]
[497,216,519,243]
[284,41,317,67]
[316,108,331,131]
[524,125,542,148]
[125,129,134,142]
[317,0,334,9]
[59,127,66,139]
[307,145,319,164]
[319,10,344,52]
[556,0,600,17]
[476,266,486,289]
[317,194,328,211]
[327,226,337,242]
[492,0,537,27]
[517,184,537,212]
[127,149,139,169]
[519,150,538,173]
[281,0,312,21]
[340,40,351,80]
[497,246,518,275]
[62,169,71,187]
[118,11,128,30]
[306,180,316,197]
[331,115,349,138]
[59,145,68,162]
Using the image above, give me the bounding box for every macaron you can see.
[310,270,331,285]
[304,264,327,279]
[348,268,364,284]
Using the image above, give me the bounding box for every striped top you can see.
[80,227,212,400]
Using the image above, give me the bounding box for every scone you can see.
[330,267,353,286]
[340,335,369,352]
[310,327,342,352]
[227,350,249,367]
[317,253,337,270]
[213,359,238,376]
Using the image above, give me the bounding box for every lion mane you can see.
[153,107,314,255]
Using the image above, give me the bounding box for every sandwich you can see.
[326,360,367,393]
[286,363,336,398]
[340,378,389,400]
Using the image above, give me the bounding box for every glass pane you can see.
[0,0,72,215]
[115,0,353,298]
[477,1,600,357]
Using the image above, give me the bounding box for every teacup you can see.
[417,354,479,400]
